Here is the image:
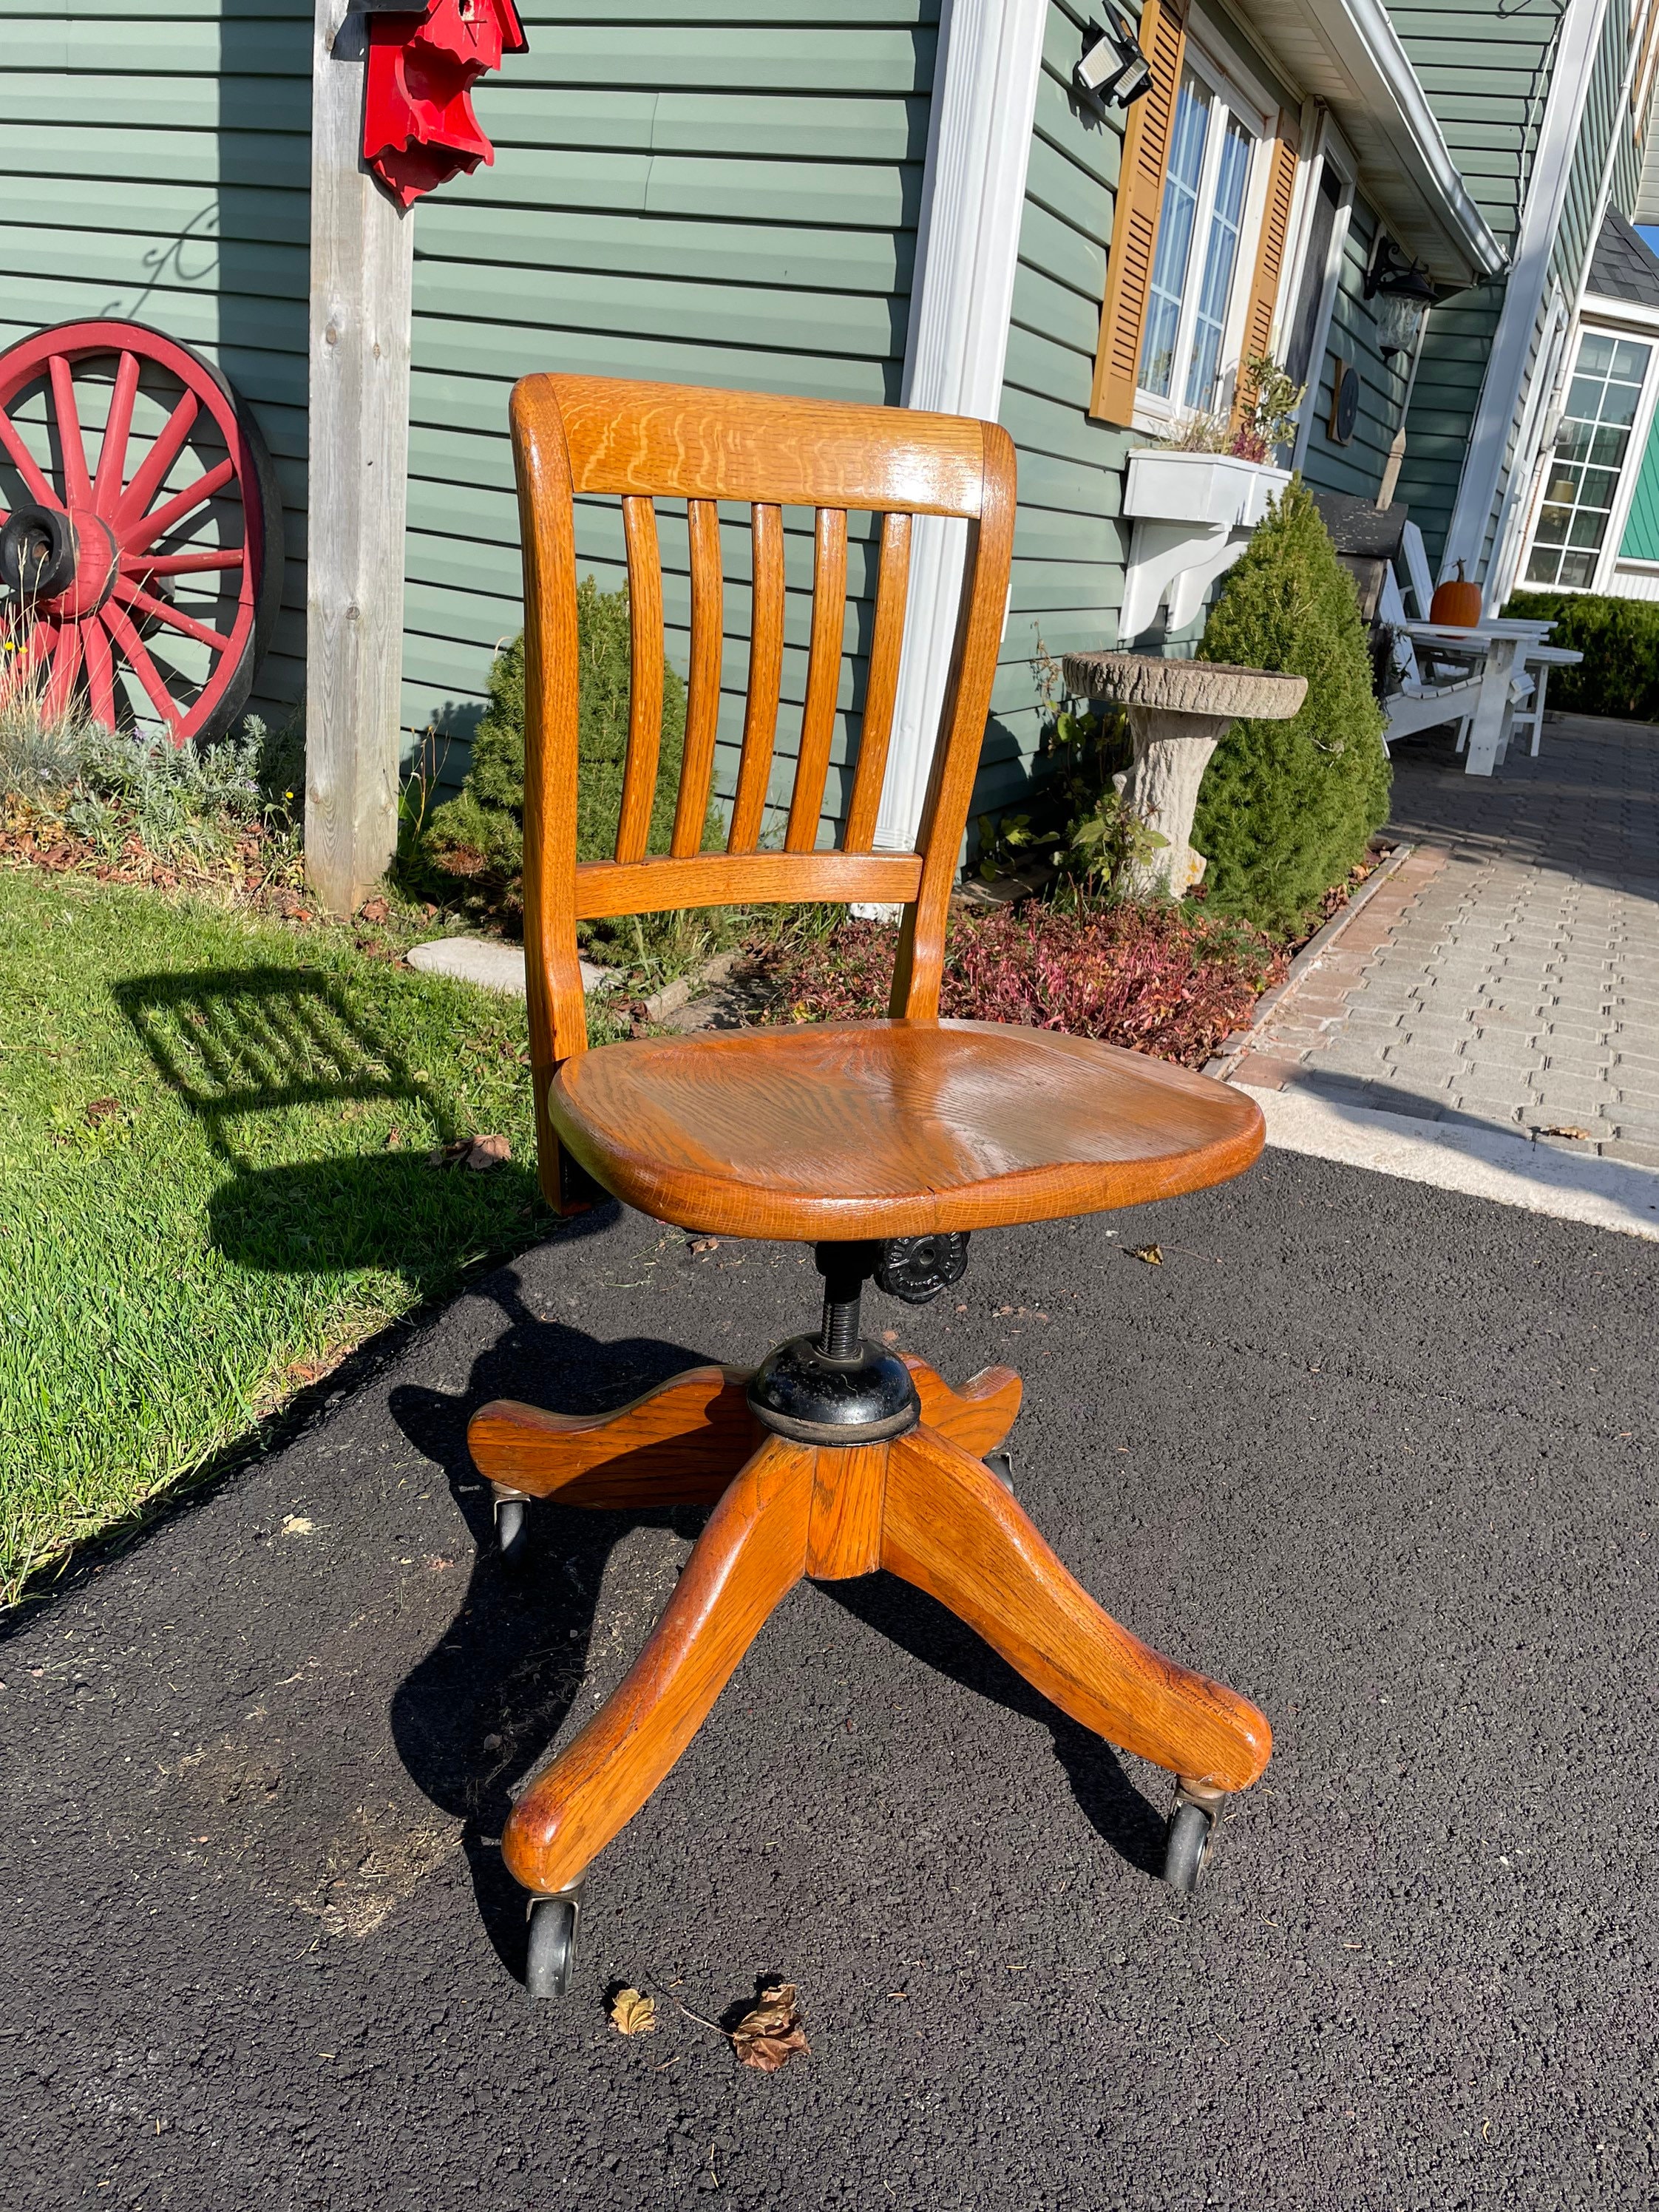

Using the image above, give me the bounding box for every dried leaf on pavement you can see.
[1541,1124,1592,1140]
[1131,1244,1164,1266]
[730,1981,810,2073]
[608,1987,657,2036]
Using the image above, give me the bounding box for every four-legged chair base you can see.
[468,1352,1271,1964]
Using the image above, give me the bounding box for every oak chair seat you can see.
[552,1016,1265,1239]
[469,371,1276,1995]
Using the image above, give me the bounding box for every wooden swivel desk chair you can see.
[468,375,1273,1996]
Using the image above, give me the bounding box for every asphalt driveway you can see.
[2,1150,1655,2210]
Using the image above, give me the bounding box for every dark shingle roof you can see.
[1586,209,1659,309]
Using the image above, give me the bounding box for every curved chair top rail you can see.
[513,373,999,518]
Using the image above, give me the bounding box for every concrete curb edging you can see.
[1203,841,1418,1079]
[1241,1082,1659,1241]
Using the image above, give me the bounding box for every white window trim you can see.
[1516,300,1659,596]
[1287,118,1357,473]
[1130,37,1272,437]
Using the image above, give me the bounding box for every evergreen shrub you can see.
[423,576,693,886]
[1502,590,1659,720]
[1192,481,1391,934]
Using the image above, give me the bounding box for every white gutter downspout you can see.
[875,0,1047,853]
[1440,0,1612,586]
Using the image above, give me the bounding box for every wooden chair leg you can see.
[903,1354,1022,1456]
[881,1422,1271,1794]
[468,1365,757,1509]
[501,1433,813,1896]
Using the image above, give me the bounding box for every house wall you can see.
[1295,191,1410,506]
[402,0,940,836]
[0,0,313,723]
[1397,0,1641,574]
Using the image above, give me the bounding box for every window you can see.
[1525,331,1652,588]
[1135,61,1261,418]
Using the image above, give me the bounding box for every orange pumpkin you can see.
[1430,560,1482,627]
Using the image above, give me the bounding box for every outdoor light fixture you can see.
[1365,234,1436,359]
[1075,10,1154,109]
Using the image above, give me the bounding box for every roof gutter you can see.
[1326,0,1509,284]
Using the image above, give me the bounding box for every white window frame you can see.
[1282,119,1357,472]
[1130,30,1272,438]
[1515,298,1659,594]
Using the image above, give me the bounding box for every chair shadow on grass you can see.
[115,963,551,1291]
[381,1266,1170,1983]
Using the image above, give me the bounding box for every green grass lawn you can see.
[0,866,574,1606]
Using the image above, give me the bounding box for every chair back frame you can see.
[509,373,1018,1210]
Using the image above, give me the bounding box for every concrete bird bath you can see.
[1062,651,1308,896]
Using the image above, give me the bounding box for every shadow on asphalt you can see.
[381,1266,1168,1982]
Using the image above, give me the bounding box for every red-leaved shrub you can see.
[749,900,1285,1068]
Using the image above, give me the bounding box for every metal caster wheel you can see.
[1164,1799,1217,1893]
[525,1889,581,1998]
[494,1492,530,1570]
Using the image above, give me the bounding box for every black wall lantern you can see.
[1075,9,1154,109]
[1364,234,1436,359]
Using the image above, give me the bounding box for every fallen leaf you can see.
[730,1981,810,2073]
[384,1127,402,1150]
[1540,1124,1592,1141]
[281,1516,313,1536]
[84,1096,119,1125]
[1132,1244,1164,1266]
[427,1139,471,1167]
[359,896,390,923]
[609,1987,657,2036]
[466,1133,511,1171]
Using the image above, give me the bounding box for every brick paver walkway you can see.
[1232,713,1659,1167]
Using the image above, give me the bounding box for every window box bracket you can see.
[1118,449,1290,642]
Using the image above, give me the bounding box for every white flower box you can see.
[1118,452,1292,641]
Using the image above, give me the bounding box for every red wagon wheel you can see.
[0,319,283,744]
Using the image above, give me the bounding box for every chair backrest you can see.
[1378,568,1423,684]
[509,373,1017,1095]
[1400,521,1436,621]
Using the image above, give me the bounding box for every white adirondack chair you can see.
[1400,520,1578,761]
[1377,569,1488,745]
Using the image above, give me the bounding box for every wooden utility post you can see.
[305,0,413,915]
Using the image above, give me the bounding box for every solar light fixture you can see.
[1075,10,1154,109]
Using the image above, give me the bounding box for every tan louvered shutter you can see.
[1229,113,1301,430]
[1089,0,1189,427]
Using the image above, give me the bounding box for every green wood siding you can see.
[1385,1,1560,244]
[1297,194,1411,505]
[1618,405,1659,558]
[986,0,1129,812]
[1395,288,1504,569]
[0,0,311,723]
[404,0,938,834]
[1398,0,1639,574]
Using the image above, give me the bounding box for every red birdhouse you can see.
[363,0,527,208]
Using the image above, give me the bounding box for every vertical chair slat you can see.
[728,501,785,852]
[785,507,849,852]
[674,497,723,856]
[615,494,665,864]
[843,509,912,852]
[893,426,1019,1019]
